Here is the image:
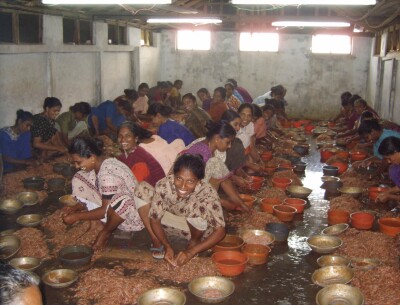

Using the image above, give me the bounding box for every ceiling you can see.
[1,0,400,34]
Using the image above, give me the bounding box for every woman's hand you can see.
[175,250,196,266]
[63,213,79,225]
[376,192,390,203]
[164,246,176,267]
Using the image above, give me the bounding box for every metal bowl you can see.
[322,165,339,177]
[338,186,364,198]
[294,161,307,172]
[307,235,343,254]
[0,229,17,237]
[0,199,24,214]
[293,144,310,156]
[9,257,41,271]
[321,224,349,236]
[312,266,354,287]
[23,176,45,190]
[16,192,39,206]
[286,185,312,199]
[188,276,235,304]
[53,162,70,174]
[137,288,186,305]
[316,284,364,305]
[58,245,93,268]
[317,255,351,268]
[42,269,78,288]
[47,178,66,192]
[239,229,275,246]
[350,258,381,270]
[321,176,340,183]
[0,235,21,259]
[17,214,43,227]
[59,195,78,206]
[291,135,307,143]
[61,166,78,179]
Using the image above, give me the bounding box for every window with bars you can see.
[63,18,93,45]
[108,24,127,45]
[0,11,42,44]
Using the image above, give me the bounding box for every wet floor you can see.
[1,136,334,305]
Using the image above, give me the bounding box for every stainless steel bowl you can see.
[17,214,43,227]
[321,176,341,183]
[0,235,21,259]
[321,224,349,236]
[312,266,354,287]
[317,255,351,268]
[189,276,235,304]
[58,245,93,268]
[0,199,24,215]
[307,235,343,254]
[338,187,364,198]
[239,229,275,246]
[0,229,17,237]
[42,269,78,288]
[286,185,312,199]
[350,258,381,270]
[316,284,364,305]
[137,288,186,305]
[16,192,39,206]
[59,195,78,206]
[9,257,41,271]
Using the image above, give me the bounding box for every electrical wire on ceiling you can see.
[364,5,400,29]
[119,3,157,15]
[232,4,287,11]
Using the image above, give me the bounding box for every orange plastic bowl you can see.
[320,149,336,162]
[283,198,307,214]
[241,244,271,265]
[246,176,264,191]
[350,212,374,230]
[349,151,367,162]
[368,187,388,202]
[328,209,350,225]
[292,121,304,129]
[212,250,248,277]
[260,198,282,213]
[272,177,293,190]
[378,217,400,237]
[330,162,348,175]
[214,234,245,252]
[273,205,297,222]
[264,165,278,175]
[304,125,315,133]
[336,151,349,160]
[239,194,257,208]
[261,151,273,162]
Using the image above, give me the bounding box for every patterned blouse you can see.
[148,175,225,233]
[31,114,58,142]
[226,95,241,111]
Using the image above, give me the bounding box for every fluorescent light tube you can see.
[147,18,222,24]
[272,21,350,27]
[232,0,375,5]
[42,0,171,4]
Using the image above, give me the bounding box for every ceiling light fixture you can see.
[272,21,350,27]
[42,0,171,4]
[147,18,222,24]
[232,0,375,5]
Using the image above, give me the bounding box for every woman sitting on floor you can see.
[62,137,161,253]
[184,121,249,211]
[147,103,195,146]
[31,97,67,159]
[134,154,225,266]
[182,93,211,138]
[376,136,400,207]
[0,109,38,172]
[117,122,165,187]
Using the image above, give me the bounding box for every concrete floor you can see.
[1,135,346,305]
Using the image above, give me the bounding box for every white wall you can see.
[0,15,160,127]
[159,31,372,120]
